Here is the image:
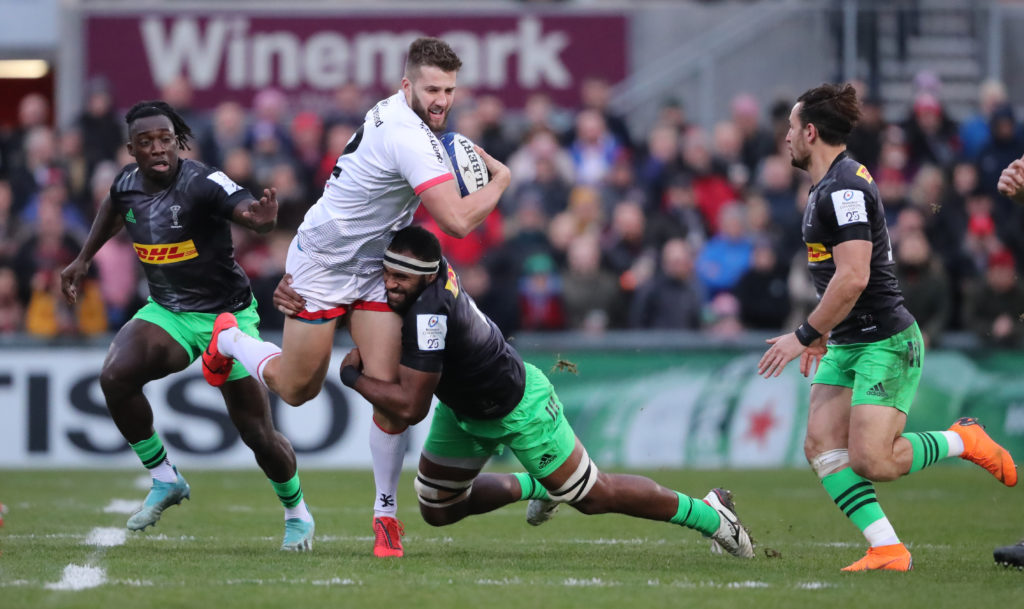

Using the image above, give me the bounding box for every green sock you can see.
[270,473,303,508]
[130,433,167,470]
[513,472,550,501]
[902,432,952,473]
[669,492,720,536]
[821,468,886,532]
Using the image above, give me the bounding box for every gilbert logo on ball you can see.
[440,132,489,196]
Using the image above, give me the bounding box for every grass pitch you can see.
[0,466,1020,609]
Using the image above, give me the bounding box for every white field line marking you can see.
[45,565,107,591]
[103,499,140,514]
[44,526,127,591]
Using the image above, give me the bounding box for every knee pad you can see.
[810,448,850,479]
[549,449,599,505]
[414,472,474,508]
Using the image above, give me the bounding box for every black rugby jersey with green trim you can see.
[399,259,526,420]
[109,159,253,313]
[802,151,914,344]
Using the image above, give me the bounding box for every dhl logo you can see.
[444,265,460,297]
[856,164,874,184]
[806,242,832,262]
[133,239,198,264]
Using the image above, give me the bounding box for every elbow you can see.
[437,221,470,239]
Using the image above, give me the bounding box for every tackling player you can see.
[758,83,1017,571]
[60,101,315,551]
[203,37,511,557]
[275,225,756,559]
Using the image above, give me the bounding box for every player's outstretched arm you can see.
[234,187,278,234]
[61,195,124,304]
[419,146,510,238]
[997,156,1024,205]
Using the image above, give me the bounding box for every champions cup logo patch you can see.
[133,239,199,264]
[444,266,460,298]
[856,165,874,184]
[806,242,832,262]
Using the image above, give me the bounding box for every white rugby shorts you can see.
[284,236,391,322]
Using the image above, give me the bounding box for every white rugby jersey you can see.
[297,91,454,273]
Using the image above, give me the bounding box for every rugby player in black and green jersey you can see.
[60,101,315,551]
[758,83,1017,571]
[274,225,756,560]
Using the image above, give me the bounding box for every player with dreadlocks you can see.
[60,100,316,551]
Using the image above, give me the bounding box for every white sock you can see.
[941,430,965,457]
[285,499,313,522]
[863,517,900,547]
[219,327,281,387]
[150,459,178,484]
[369,421,410,518]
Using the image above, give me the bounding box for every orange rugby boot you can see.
[949,417,1018,487]
[841,543,913,572]
[372,516,405,558]
[202,313,237,387]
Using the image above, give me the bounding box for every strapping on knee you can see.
[414,472,474,508]
[548,449,599,504]
[810,448,850,479]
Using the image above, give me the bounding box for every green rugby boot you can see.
[281,517,315,552]
[127,467,190,531]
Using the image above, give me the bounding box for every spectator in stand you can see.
[0,93,49,178]
[518,92,574,143]
[695,203,753,299]
[680,128,738,234]
[731,92,776,177]
[561,233,623,332]
[245,88,294,159]
[87,161,140,329]
[9,126,63,216]
[960,79,1008,161]
[289,111,324,192]
[0,265,23,333]
[964,249,1024,348]
[568,109,622,187]
[576,76,633,152]
[221,147,261,198]
[563,185,606,238]
[507,127,575,193]
[199,101,248,168]
[637,124,681,212]
[902,91,959,175]
[0,180,18,259]
[599,152,646,216]
[712,120,750,193]
[518,252,565,331]
[977,104,1024,206]
[875,136,911,225]
[315,122,356,187]
[628,238,702,330]
[509,153,572,220]
[963,189,1004,274]
[648,174,707,252]
[847,94,886,173]
[325,82,370,129]
[756,154,800,250]
[657,97,689,134]
[894,230,950,347]
[266,162,308,232]
[601,199,655,293]
[76,77,125,180]
[734,239,789,331]
[18,179,90,243]
[475,94,516,163]
[161,76,206,137]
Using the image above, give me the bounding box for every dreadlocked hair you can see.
[125,100,193,150]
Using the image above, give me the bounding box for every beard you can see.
[410,94,448,134]
[790,149,810,171]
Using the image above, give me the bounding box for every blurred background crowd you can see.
[1,70,1022,347]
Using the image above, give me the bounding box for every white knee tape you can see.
[549,449,599,504]
[810,448,850,479]
[414,472,473,508]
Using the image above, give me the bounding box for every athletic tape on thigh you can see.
[414,472,474,508]
[549,449,599,504]
[811,448,850,479]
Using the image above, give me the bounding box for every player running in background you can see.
[273,226,756,560]
[758,83,1016,571]
[991,155,1024,569]
[203,37,511,557]
[60,101,315,551]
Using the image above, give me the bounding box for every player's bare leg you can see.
[350,308,407,557]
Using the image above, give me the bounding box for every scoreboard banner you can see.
[82,11,627,110]
[1,347,1021,469]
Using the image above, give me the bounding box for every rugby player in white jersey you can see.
[201,37,511,557]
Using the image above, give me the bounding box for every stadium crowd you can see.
[0,73,1022,346]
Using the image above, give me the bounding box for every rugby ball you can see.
[440,132,489,197]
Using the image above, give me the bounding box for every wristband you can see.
[794,321,822,347]
[340,365,362,388]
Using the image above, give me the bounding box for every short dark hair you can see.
[405,37,462,78]
[796,83,860,146]
[124,100,193,150]
[388,225,442,264]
